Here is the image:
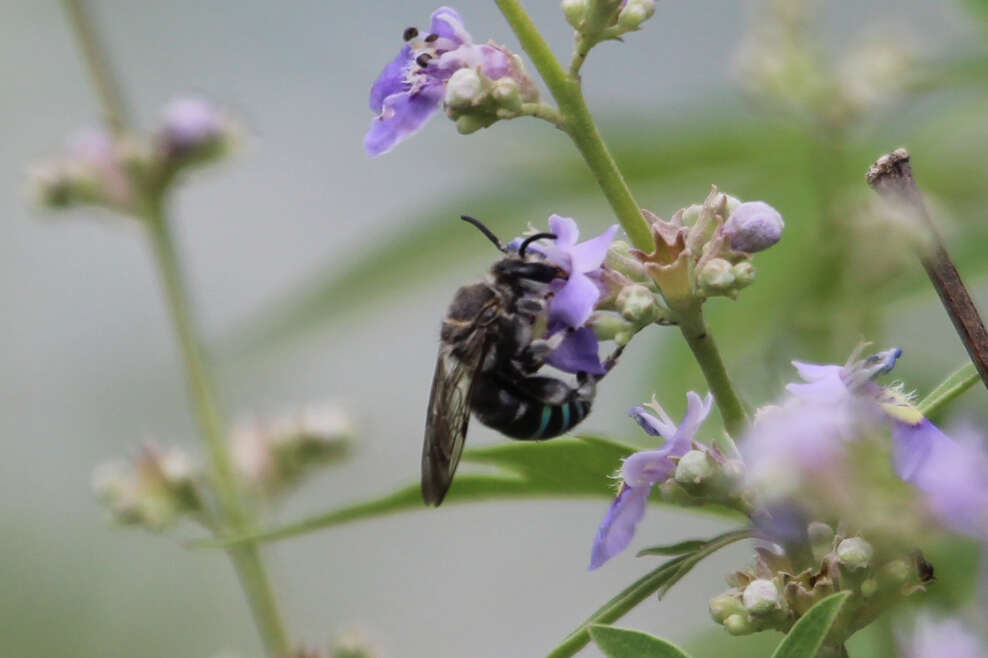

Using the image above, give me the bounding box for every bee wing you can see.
[421,332,490,506]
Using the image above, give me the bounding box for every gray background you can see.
[0,1,977,657]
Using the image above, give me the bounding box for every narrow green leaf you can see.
[589,625,693,658]
[546,528,752,658]
[917,361,980,417]
[635,539,707,557]
[656,528,753,599]
[770,591,851,658]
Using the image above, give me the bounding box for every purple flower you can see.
[157,97,224,155]
[746,348,988,541]
[891,420,988,540]
[722,201,784,253]
[539,215,618,375]
[589,391,714,569]
[365,7,515,156]
[900,616,988,658]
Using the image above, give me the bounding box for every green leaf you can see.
[196,436,628,547]
[589,625,693,658]
[635,539,708,557]
[770,591,851,658]
[917,361,980,417]
[546,528,752,658]
[654,528,753,599]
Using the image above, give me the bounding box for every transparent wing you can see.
[421,332,489,506]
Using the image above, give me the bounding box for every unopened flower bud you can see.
[675,449,715,485]
[157,97,229,159]
[837,537,874,569]
[617,0,656,31]
[723,201,784,253]
[445,68,485,110]
[561,0,589,28]
[698,258,735,295]
[732,261,756,288]
[742,579,780,615]
[709,591,745,622]
[680,203,704,226]
[860,578,879,598]
[587,311,635,344]
[491,77,522,113]
[881,559,911,586]
[808,521,835,561]
[724,613,753,636]
[616,283,659,324]
[455,114,491,135]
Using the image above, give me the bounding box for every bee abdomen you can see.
[471,375,592,440]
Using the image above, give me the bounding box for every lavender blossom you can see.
[721,201,784,253]
[589,391,714,569]
[365,7,524,156]
[538,214,618,375]
[157,97,226,156]
[745,348,988,541]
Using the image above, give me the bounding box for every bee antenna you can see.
[519,232,557,257]
[460,215,505,252]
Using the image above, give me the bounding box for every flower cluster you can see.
[30,97,236,216]
[628,188,784,311]
[562,0,659,46]
[365,7,538,156]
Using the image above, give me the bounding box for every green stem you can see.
[496,0,750,434]
[678,306,750,436]
[518,102,566,130]
[61,0,129,136]
[145,203,290,658]
[495,0,652,251]
[61,2,290,655]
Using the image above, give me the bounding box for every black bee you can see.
[422,216,622,506]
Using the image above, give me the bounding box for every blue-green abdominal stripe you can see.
[532,405,553,438]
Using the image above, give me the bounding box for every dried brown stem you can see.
[866,148,988,391]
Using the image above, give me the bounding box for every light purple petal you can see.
[629,406,677,440]
[589,484,651,570]
[430,7,471,44]
[546,327,605,375]
[892,419,988,539]
[159,98,222,151]
[568,224,619,273]
[365,85,443,157]
[786,362,848,404]
[722,201,784,253]
[548,214,579,248]
[369,45,413,113]
[621,447,681,487]
[671,391,714,448]
[549,272,600,328]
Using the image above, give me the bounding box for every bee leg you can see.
[517,329,570,372]
[597,344,625,378]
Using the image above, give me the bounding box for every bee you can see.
[422,216,622,506]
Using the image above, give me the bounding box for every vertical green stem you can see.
[495,0,651,251]
[146,203,289,658]
[677,305,750,436]
[495,0,750,433]
[61,2,290,655]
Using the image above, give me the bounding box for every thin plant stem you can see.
[867,149,988,391]
[496,0,750,434]
[495,0,652,251]
[917,361,980,417]
[60,2,290,655]
[60,0,129,136]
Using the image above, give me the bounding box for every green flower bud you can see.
[491,77,523,113]
[836,537,874,570]
[709,591,745,623]
[445,69,485,110]
[680,203,704,226]
[860,578,879,598]
[742,579,780,615]
[880,559,911,586]
[561,0,589,28]
[616,283,659,324]
[698,258,736,296]
[732,261,756,288]
[808,521,835,561]
[675,450,716,486]
[617,0,656,31]
[724,613,753,636]
[587,311,635,344]
[455,114,491,135]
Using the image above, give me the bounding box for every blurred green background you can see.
[3,0,987,656]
